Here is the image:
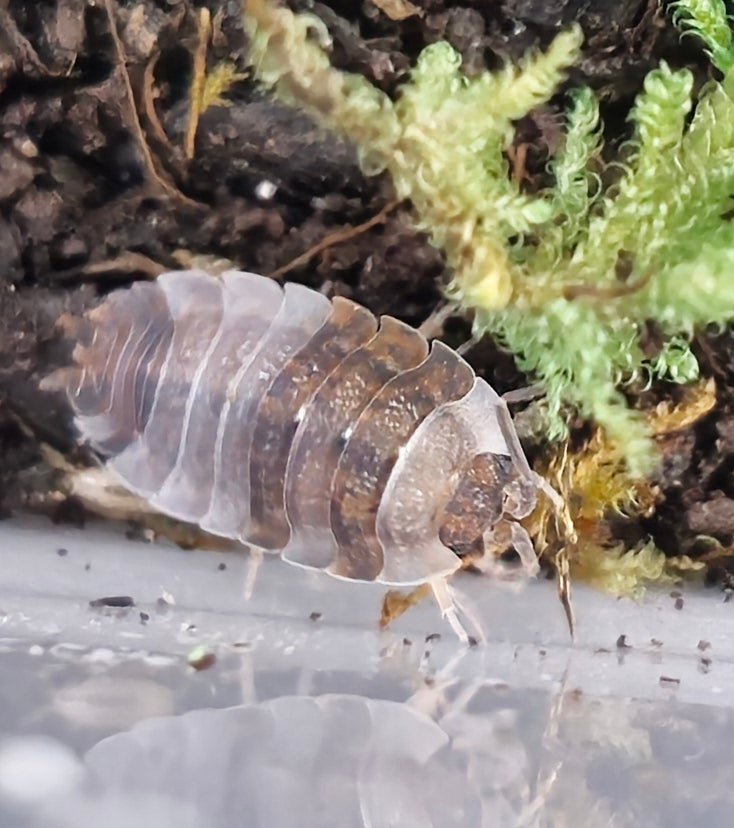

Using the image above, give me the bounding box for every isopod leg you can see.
[496,399,571,525]
[509,520,540,577]
[243,547,264,601]
[497,399,578,639]
[430,578,486,645]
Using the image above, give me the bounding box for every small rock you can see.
[686,495,734,539]
[187,646,216,672]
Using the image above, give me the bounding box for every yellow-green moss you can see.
[245,0,734,476]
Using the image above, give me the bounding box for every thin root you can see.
[103,0,200,207]
[185,7,211,160]
[269,200,400,280]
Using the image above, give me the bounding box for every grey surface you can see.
[1,517,734,826]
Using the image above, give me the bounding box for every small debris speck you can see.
[659,675,681,687]
[56,547,68,557]
[674,597,684,610]
[187,646,216,671]
[217,562,227,571]
[697,639,711,651]
[84,563,91,571]
[568,688,584,701]
[402,637,412,646]
[467,636,479,648]
[669,590,682,598]
[425,633,441,644]
[89,596,134,608]
[699,657,712,674]
[650,638,664,648]
[139,611,150,624]
[255,179,278,201]
[616,634,631,649]
[309,611,322,622]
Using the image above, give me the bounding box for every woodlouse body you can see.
[44,270,550,637]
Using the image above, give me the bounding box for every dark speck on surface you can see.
[616,634,631,649]
[139,611,150,624]
[425,633,441,644]
[309,611,322,622]
[218,562,227,571]
[659,675,681,687]
[698,640,711,651]
[674,597,685,610]
[56,547,68,557]
[89,595,135,608]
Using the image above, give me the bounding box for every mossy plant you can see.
[245,0,734,477]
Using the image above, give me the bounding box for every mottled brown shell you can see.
[43,269,541,586]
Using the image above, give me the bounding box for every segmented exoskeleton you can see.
[43,269,562,640]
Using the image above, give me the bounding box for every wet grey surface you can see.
[2,517,734,826]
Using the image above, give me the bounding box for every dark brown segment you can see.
[281,316,429,570]
[246,298,378,549]
[438,453,514,557]
[329,341,475,581]
[205,281,332,541]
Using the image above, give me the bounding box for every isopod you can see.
[42,269,563,641]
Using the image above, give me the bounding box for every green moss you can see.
[245,0,734,476]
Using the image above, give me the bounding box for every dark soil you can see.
[1,0,733,579]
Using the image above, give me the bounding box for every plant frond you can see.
[669,0,734,73]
